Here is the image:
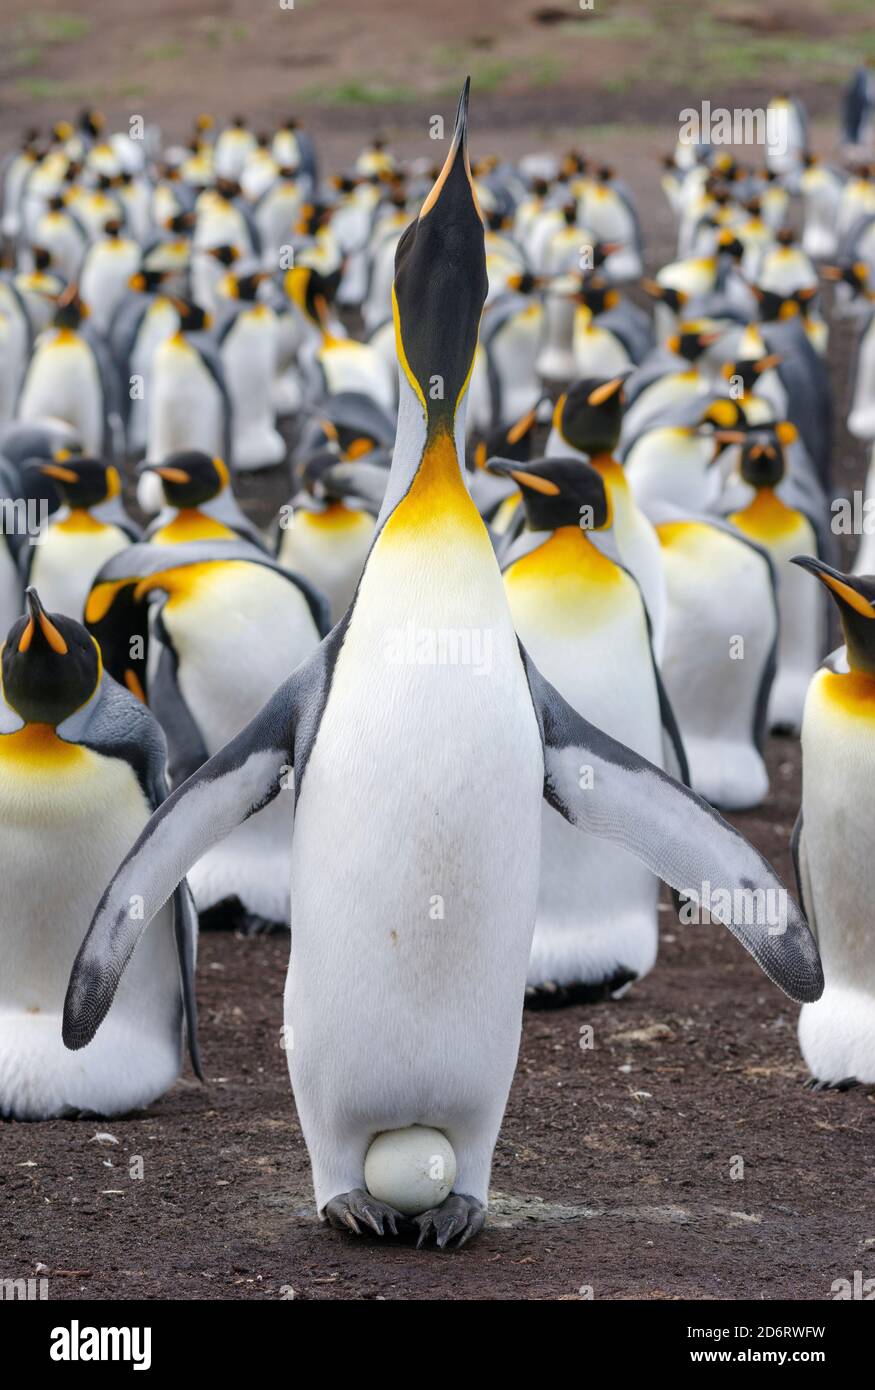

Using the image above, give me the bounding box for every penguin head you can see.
[207,243,240,269]
[722,352,781,394]
[223,270,269,302]
[553,376,625,456]
[53,282,88,330]
[174,300,211,333]
[666,321,721,362]
[473,403,541,470]
[2,589,100,726]
[488,456,610,534]
[285,264,341,329]
[739,423,796,489]
[139,451,229,507]
[576,277,620,315]
[35,457,121,510]
[391,79,487,436]
[791,559,875,675]
[821,261,870,299]
[641,280,688,315]
[128,267,169,294]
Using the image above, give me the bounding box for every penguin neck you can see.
[380,426,485,546]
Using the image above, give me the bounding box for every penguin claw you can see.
[414,1193,485,1250]
[804,1075,859,1093]
[324,1189,403,1239]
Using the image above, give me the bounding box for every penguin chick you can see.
[791,558,875,1086]
[0,587,200,1119]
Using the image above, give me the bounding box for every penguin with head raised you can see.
[141,450,266,549]
[491,454,686,1004]
[0,588,201,1118]
[790,559,875,1086]
[728,424,825,733]
[22,457,139,620]
[17,284,117,456]
[64,82,823,1248]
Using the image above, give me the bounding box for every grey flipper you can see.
[150,605,210,786]
[790,809,817,946]
[520,645,824,1004]
[62,639,336,1051]
[57,673,203,1077]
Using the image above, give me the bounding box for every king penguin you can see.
[63,84,822,1248]
[546,378,666,656]
[23,457,139,620]
[277,450,377,624]
[145,301,231,486]
[728,426,825,734]
[141,451,266,550]
[84,538,329,931]
[0,588,200,1119]
[17,285,116,457]
[491,454,686,1004]
[791,559,875,1086]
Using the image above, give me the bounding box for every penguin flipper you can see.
[521,646,824,1005]
[790,809,817,944]
[63,667,304,1052]
[174,880,204,1081]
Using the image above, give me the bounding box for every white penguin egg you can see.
[364,1126,457,1217]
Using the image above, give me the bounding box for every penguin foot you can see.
[524,970,636,1011]
[324,1189,404,1238]
[804,1075,859,1093]
[413,1193,485,1250]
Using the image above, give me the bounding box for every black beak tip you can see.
[25,586,43,619]
[455,78,471,146]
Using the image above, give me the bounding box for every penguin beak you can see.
[790,557,875,619]
[587,377,625,407]
[137,462,191,485]
[21,588,68,655]
[487,460,560,495]
[418,78,482,226]
[391,79,488,432]
[754,353,782,374]
[505,405,539,446]
[38,462,79,484]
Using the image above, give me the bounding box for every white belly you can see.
[798,673,875,1083]
[0,739,181,1118]
[277,507,374,624]
[286,510,544,1208]
[507,566,662,987]
[18,336,103,454]
[30,525,131,622]
[658,521,775,810]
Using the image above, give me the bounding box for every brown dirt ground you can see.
[1,0,874,1304]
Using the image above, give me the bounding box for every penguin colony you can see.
[2,78,873,1248]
